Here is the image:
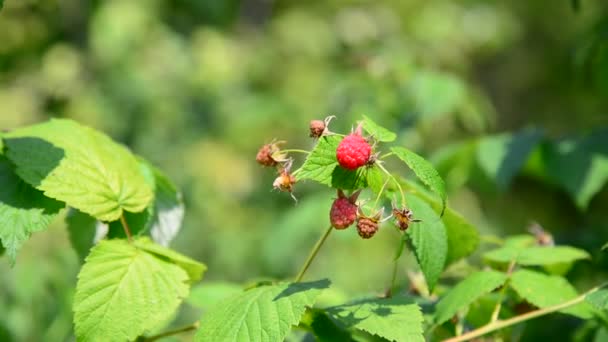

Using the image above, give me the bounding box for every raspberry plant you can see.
[1,117,608,342]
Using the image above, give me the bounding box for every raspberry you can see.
[256,141,287,167]
[330,190,360,229]
[309,120,326,138]
[336,128,371,170]
[357,216,379,239]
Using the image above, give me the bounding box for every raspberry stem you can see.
[294,225,334,283]
[377,162,407,206]
[280,149,311,155]
[120,214,133,243]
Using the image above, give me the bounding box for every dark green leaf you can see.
[405,194,448,291]
[327,296,424,342]
[66,208,107,262]
[361,115,396,142]
[435,271,507,325]
[0,155,63,264]
[391,147,447,215]
[302,309,354,342]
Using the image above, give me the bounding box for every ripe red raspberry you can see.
[357,216,379,239]
[336,128,371,170]
[330,190,360,229]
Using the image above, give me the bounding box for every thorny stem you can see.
[295,225,334,283]
[490,260,517,322]
[141,322,200,342]
[442,286,601,342]
[120,214,133,243]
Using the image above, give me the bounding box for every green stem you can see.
[377,162,406,206]
[295,225,333,283]
[372,178,392,209]
[380,152,394,159]
[120,214,133,243]
[490,260,517,322]
[141,322,200,342]
[281,149,310,155]
[442,287,600,342]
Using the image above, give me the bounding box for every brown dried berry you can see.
[309,120,326,138]
[357,215,379,239]
[392,206,420,231]
[256,141,287,167]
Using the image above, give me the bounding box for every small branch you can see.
[377,162,406,206]
[280,149,310,155]
[141,322,200,342]
[120,214,133,243]
[490,260,517,322]
[442,287,599,342]
[295,225,333,283]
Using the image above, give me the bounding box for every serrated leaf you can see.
[195,279,330,342]
[301,309,354,342]
[133,237,206,283]
[366,166,385,195]
[73,239,191,342]
[477,129,543,189]
[510,269,593,318]
[484,246,590,266]
[586,289,608,310]
[435,271,507,325]
[3,119,153,221]
[391,147,447,215]
[327,296,424,342]
[361,115,396,142]
[107,162,184,246]
[0,155,63,264]
[66,208,108,262]
[298,136,367,190]
[188,282,243,309]
[405,194,447,291]
[401,179,478,264]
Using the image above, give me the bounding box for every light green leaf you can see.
[66,208,107,262]
[188,282,243,309]
[298,135,366,190]
[435,271,507,325]
[511,269,593,318]
[133,237,206,283]
[0,155,64,264]
[477,129,543,189]
[586,289,608,311]
[195,279,330,342]
[405,194,447,291]
[361,115,396,142]
[391,147,447,214]
[484,246,590,266]
[327,296,424,342]
[408,71,466,119]
[73,239,191,342]
[401,179,478,264]
[3,119,153,221]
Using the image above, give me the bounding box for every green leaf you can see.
[366,166,385,195]
[301,309,354,342]
[327,296,424,342]
[484,246,590,266]
[133,237,206,283]
[66,208,107,262]
[73,239,191,342]
[391,147,447,215]
[298,135,366,190]
[188,282,243,309]
[3,119,153,221]
[405,194,447,291]
[0,155,63,264]
[586,289,608,311]
[435,270,507,325]
[401,179,478,264]
[360,115,396,142]
[195,279,330,342]
[510,269,593,318]
[477,129,543,189]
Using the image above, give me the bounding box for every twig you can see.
[295,225,333,282]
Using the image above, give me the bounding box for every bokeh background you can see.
[1,0,608,341]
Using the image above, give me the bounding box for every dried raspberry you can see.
[309,120,326,138]
[330,190,360,229]
[273,171,296,193]
[393,207,419,231]
[336,127,371,170]
[256,141,287,167]
[357,216,379,239]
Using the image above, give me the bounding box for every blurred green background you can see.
[1,0,608,341]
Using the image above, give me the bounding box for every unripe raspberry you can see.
[357,216,379,239]
[330,190,360,229]
[336,127,371,170]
